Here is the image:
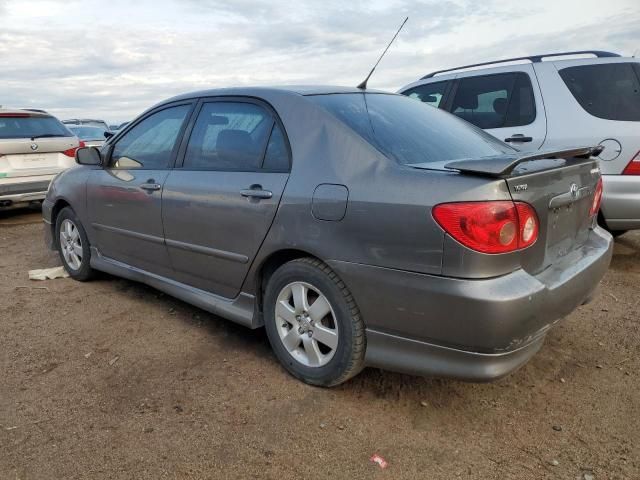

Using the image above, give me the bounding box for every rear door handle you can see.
[140,182,161,191]
[505,134,533,143]
[240,187,272,199]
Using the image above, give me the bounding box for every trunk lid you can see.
[504,157,599,274]
[417,147,601,274]
[0,137,79,178]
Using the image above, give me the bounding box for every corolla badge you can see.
[569,183,579,198]
[30,143,38,151]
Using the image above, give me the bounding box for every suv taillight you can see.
[590,177,603,217]
[622,151,640,175]
[62,141,85,157]
[432,201,539,254]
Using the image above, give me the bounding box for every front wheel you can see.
[263,258,366,387]
[55,207,95,281]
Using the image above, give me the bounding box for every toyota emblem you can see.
[569,183,579,198]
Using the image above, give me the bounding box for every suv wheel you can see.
[55,207,95,281]
[263,258,366,387]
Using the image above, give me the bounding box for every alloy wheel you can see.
[275,281,339,367]
[59,218,83,271]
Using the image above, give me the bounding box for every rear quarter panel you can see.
[242,92,515,295]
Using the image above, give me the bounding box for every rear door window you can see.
[450,73,536,129]
[559,63,640,121]
[183,102,275,171]
[402,81,449,108]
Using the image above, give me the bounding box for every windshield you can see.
[308,93,515,165]
[0,115,73,139]
[68,126,106,141]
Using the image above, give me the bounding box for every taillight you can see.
[432,201,539,254]
[590,177,603,217]
[62,141,85,157]
[622,151,640,175]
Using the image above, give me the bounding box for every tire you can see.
[55,207,95,281]
[263,257,366,387]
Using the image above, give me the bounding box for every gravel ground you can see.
[0,208,638,479]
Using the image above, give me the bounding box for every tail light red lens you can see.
[589,177,603,217]
[432,201,539,254]
[622,151,640,175]
[62,141,86,158]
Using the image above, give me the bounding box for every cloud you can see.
[0,0,638,121]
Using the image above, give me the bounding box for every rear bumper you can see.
[328,227,613,381]
[601,174,640,230]
[0,175,55,206]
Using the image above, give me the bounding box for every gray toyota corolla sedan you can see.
[43,86,613,386]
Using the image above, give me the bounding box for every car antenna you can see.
[357,16,408,90]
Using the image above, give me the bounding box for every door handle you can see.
[140,181,161,191]
[505,134,533,143]
[240,185,272,200]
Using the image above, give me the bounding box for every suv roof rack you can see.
[421,50,621,79]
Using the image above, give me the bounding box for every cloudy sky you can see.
[1,0,638,122]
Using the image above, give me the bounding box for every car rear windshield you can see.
[308,93,514,165]
[559,62,640,121]
[0,114,73,139]
[69,126,106,141]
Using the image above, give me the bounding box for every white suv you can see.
[399,51,640,234]
[0,109,83,210]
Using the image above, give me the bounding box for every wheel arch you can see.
[253,248,323,318]
[50,198,72,248]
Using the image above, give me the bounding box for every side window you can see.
[111,105,190,169]
[184,102,272,171]
[559,63,640,121]
[450,73,536,129]
[505,73,536,127]
[262,123,290,171]
[402,81,448,108]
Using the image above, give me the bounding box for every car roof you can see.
[164,85,392,103]
[418,51,634,80]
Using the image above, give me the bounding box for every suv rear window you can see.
[309,93,514,166]
[559,63,640,121]
[0,114,72,139]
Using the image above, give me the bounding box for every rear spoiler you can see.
[445,146,603,178]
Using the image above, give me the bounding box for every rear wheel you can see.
[55,207,95,281]
[263,258,366,387]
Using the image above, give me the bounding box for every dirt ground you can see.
[0,208,638,480]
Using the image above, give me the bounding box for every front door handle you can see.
[240,185,272,200]
[140,181,161,192]
[505,134,533,143]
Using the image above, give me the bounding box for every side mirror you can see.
[104,131,114,139]
[76,146,103,166]
[423,94,438,103]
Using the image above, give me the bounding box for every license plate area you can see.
[7,153,59,170]
[546,200,590,260]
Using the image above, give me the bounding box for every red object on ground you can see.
[370,454,389,469]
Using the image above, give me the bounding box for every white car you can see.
[399,50,640,235]
[0,108,83,210]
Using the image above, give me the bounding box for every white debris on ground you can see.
[28,266,69,281]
